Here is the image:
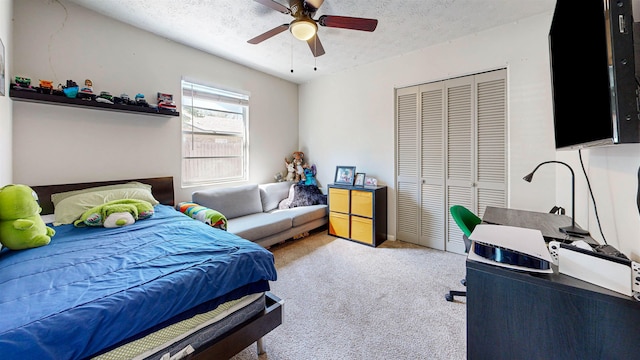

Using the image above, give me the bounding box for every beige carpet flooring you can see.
[230,231,468,360]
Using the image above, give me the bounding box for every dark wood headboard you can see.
[31,176,175,215]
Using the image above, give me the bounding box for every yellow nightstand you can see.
[327,184,387,247]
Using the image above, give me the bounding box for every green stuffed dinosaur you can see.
[0,184,55,250]
[74,199,154,228]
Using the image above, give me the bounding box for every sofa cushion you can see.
[227,212,292,241]
[259,181,294,212]
[192,184,263,220]
[272,204,328,227]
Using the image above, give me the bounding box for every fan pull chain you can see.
[314,36,317,71]
[290,38,294,73]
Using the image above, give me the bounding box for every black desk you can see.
[467,260,640,359]
[482,206,598,245]
[467,207,640,359]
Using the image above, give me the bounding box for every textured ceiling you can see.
[67,0,557,84]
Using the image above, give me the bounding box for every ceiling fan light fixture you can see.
[290,19,317,41]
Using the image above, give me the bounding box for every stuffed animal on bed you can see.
[176,202,228,230]
[0,184,55,250]
[73,199,154,228]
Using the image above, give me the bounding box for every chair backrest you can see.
[449,205,482,237]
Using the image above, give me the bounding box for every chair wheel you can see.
[445,294,454,302]
[461,279,467,286]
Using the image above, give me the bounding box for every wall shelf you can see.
[9,89,180,117]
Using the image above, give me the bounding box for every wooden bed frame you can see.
[30,176,283,359]
[31,176,176,215]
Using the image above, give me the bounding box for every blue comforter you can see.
[0,205,277,359]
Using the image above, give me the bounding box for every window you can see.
[181,80,249,186]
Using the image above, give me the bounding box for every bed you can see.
[0,176,283,360]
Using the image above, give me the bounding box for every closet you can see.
[395,69,507,254]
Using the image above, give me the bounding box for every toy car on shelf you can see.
[157,92,176,112]
[12,76,37,92]
[37,80,54,95]
[96,91,114,104]
[135,93,149,107]
[119,93,134,105]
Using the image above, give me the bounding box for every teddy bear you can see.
[73,199,155,228]
[0,184,55,250]
[291,151,307,182]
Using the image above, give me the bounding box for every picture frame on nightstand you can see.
[365,176,378,186]
[354,173,366,187]
[334,166,356,185]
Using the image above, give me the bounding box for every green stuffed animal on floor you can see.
[0,184,55,250]
[74,199,154,228]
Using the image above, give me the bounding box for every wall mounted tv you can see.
[549,0,640,150]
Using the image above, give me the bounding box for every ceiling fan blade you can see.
[317,15,378,32]
[254,0,291,14]
[303,0,324,13]
[247,24,290,44]
[306,34,325,57]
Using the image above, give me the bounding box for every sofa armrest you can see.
[259,181,294,212]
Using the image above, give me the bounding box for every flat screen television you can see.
[549,0,640,150]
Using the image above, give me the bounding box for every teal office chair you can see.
[445,205,482,302]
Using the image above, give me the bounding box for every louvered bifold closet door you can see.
[475,70,507,220]
[420,82,445,249]
[445,76,475,254]
[445,70,507,254]
[396,69,506,252]
[396,86,420,243]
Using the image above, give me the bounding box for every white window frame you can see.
[181,80,249,187]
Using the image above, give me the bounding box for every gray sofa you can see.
[192,181,328,248]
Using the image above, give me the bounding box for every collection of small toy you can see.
[278,151,318,185]
[10,76,177,112]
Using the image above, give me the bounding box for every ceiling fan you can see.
[248,0,378,57]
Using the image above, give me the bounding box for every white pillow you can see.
[53,188,159,225]
[51,181,151,207]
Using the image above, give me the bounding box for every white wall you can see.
[564,145,640,258]
[11,0,299,203]
[299,13,640,255]
[0,0,11,186]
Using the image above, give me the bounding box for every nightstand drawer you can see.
[351,190,373,218]
[329,212,350,238]
[329,188,350,213]
[351,216,373,244]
